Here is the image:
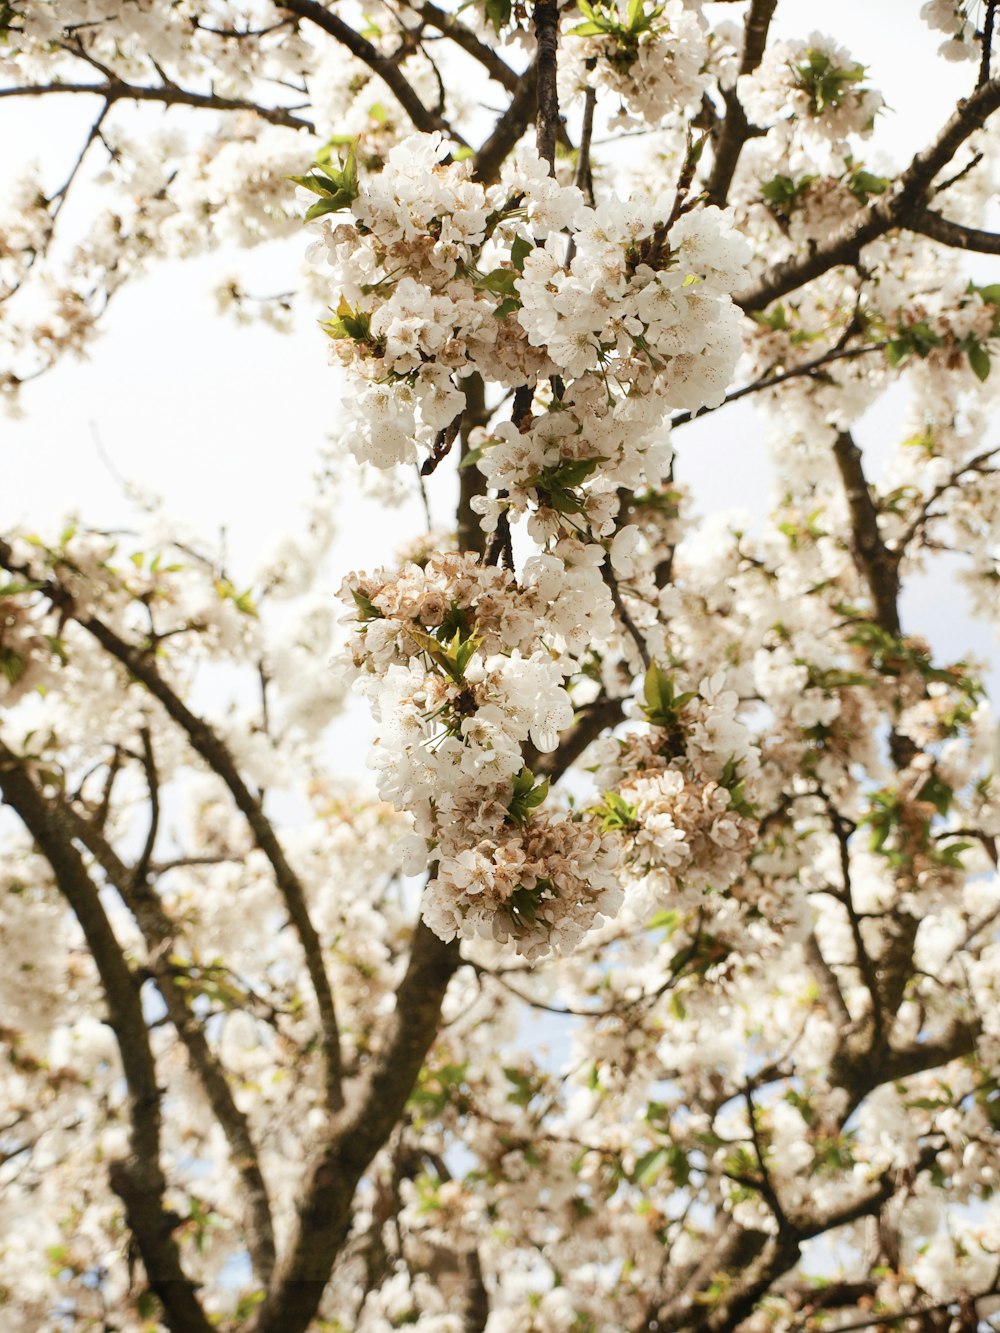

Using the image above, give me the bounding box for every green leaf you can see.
[508,767,550,825]
[918,772,953,818]
[934,840,972,870]
[459,444,486,470]
[526,455,606,515]
[759,173,815,218]
[567,19,609,34]
[504,1066,542,1107]
[484,0,512,29]
[510,234,533,272]
[666,1143,691,1186]
[885,339,911,368]
[509,881,549,925]
[410,626,482,684]
[305,196,349,222]
[589,790,639,832]
[0,579,45,596]
[288,172,338,197]
[321,295,372,342]
[476,267,519,296]
[646,909,679,935]
[967,341,991,382]
[0,647,26,687]
[351,587,383,621]
[493,296,521,320]
[633,1146,669,1186]
[640,662,696,728]
[297,140,360,221]
[847,168,889,203]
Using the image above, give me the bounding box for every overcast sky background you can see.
[1,0,997,694]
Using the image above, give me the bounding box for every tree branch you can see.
[704,0,776,207]
[737,77,1000,312]
[473,58,538,184]
[0,539,345,1116]
[670,343,887,430]
[0,78,315,130]
[533,0,560,174]
[980,0,998,89]
[417,2,520,91]
[0,741,213,1333]
[457,374,491,556]
[803,930,853,1030]
[823,792,885,1050]
[249,921,460,1333]
[278,0,467,144]
[832,431,901,637]
[62,798,277,1286]
[602,562,652,669]
[574,81,597,206]
[910,207,1000,252]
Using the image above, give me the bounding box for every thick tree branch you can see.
[278,0,466,143]
[831,431,922,770]
[0,741,213,1333]
[803,930,853,1030]
[532,695,627,782]
[980,0,998,89]
[704,0,776,207]
[63,801,277,1286]
[457,374,491,556]
[0,539,345,1116]
[911,207,1000,252]
[533,0,560,174]
[417,2,520,91]
[832,431,901,636]
[473,58,538,184]
[737,77,1000,312]
[249,921,460,1333]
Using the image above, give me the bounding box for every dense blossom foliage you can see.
[3,2,1000,1332]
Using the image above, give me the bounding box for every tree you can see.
[2,0,1000,1329]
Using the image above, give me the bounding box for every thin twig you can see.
[670,342,886,429]
[602,562,651,669]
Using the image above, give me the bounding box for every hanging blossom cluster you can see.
[474,201,749,544]
[557,0,712,128]
[738,32,885,169]
[920,0,981,61]
[589,665,761,919]
[310,131,755,955]
[340,553,622,958]
[310,131,750,541]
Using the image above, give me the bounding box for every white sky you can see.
[1,0,997,689]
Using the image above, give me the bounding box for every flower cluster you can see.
[559,0,711,128]
[920,0,980,61]
[738,33,884,169]
[589,666,760,914]
[340,553,622,956]
[311,132,750,542]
